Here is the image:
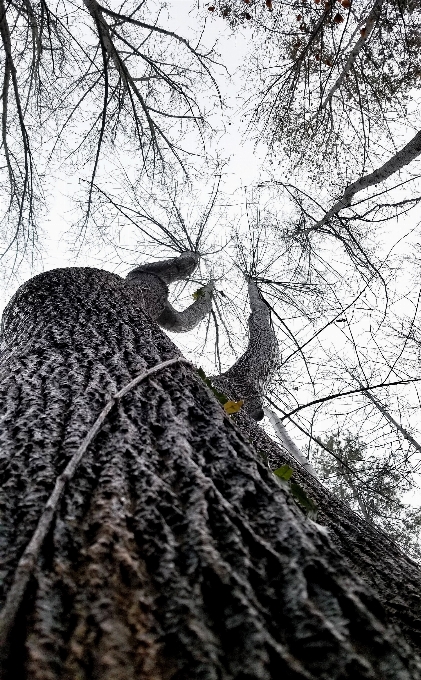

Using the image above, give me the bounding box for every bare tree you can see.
[1,253,421,676]
[304,128,421,234]
[211,0,421,178]
[2,3,421,675]
[0,0,218,256]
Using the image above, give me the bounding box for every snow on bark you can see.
[214,279,279,421]
[0,267,420,679]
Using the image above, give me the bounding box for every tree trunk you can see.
[0,267,419,679]
[239,414,421,654]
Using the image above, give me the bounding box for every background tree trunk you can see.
[0,267,419,679]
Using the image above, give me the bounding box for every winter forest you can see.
[1,0,421,677]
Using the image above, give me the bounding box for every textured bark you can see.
[0,267,420,679]
[238,412,421,654]
[127,252,214,333]
[156,284,214,334]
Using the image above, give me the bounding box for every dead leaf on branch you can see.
[223,400,244,414]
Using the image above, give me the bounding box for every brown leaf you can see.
[223,400,244,414]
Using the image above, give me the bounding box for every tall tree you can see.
[0,0,216,255]
[311,430,421,560]
[230,0,421,177]
[1,2,421,675]
[0,253,420,677]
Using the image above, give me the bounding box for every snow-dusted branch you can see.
[214,279,279,421]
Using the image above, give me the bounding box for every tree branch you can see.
[320,0,383,111]
[157,282,214,333]
[214,279,279,421]
[307,128,421,233]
